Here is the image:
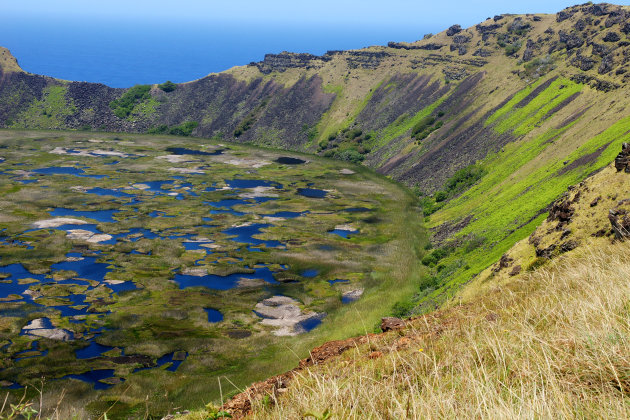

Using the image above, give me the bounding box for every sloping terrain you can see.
[182,145,630,419]
[2,2,630,417]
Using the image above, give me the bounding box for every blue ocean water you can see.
[0,15,434,87]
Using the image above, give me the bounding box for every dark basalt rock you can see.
[621,22,630,34]
[533,16,542,22]
[509,265,522,276]
[450,44,468,55]
[418,43,444,51]
[557,10,575,22]
[446,24,462,36]
[609,203,630,240]
[475,23,502,35]
[545,27,556,35]
[585,3,610,17]
[536,244,556,258]
[591,42,610,57]
[574,18,587,32]
[450,35,471,55]
[572,53,597,71]
[603,32,621,42]
[570,73,620,91]
[522,39,536,62]
[443,66,469,80]
[252,52,332,74]
[387,42,443,51]
[559,240,579,253]
[559,31,585,50]
[605,13,625,28]
[614,142,630,172]
[345,51,391,69]
[494,15,505,22]
[599,54,614,74]
[473,48,492,57]
[548,193,574,226]
[380,317,405,332]
[591,196,602,207]
[508,17,531,34]
[452,34,471,44]
[492,254,513,272]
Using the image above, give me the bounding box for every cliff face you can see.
[2,3,630,194]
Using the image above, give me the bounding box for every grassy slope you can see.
[221,158,630,418]
[243,240,630,419]
[406,74,630,313]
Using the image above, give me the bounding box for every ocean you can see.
[0,15,436,88]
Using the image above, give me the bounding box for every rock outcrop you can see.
[609,200,630,239]
[614,142,630,172]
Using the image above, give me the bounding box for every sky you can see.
[3,1,614,28]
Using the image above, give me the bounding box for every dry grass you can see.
[246,241,630,419]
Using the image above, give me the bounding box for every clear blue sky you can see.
[3,1,617,28]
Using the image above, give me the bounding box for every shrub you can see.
[443,164,486,196]
[335,148,365,163]
[234,115,256,137]
[412,116,435,137]
[109,85,151,118]
[346,128,363,140]
[158,80,177,92]
[169,121,198,136]
[434,191,448,202]
[391,299,416,318]
[147,121,198,136]
[505,41,522,56]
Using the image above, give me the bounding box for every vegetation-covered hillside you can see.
[2,2,630,418]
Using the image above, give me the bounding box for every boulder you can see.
[547,194,574,225]
[614,143,630,172]
[599,54,614,74]
[522,39,536,61]
[380,317,405,332]
[609,200,630,240]
[559,31,585,50]
[446,25,462,36]
[556,10,575,22]
[603,32,621,42]
[572,54,596,71]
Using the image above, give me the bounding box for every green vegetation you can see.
[9,86,77,129]
[415,164,486,216]
[109,85,152,118]
[375,96,447,149]
[158,80,177,92]
[234,114,255,137]
[522,55,556,78]
[503,41,522,56]
[148,121,198,136]
[0,129,425,419]
[487,77,582,135]
[413,110,630,316]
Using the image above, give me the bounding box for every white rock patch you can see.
[32,218,88,229]
[254,296,325,336]
[66,229,113,243]
[22,318,73,341]
[168,167,205,174]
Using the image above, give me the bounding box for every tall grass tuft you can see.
[248,241,630,419]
